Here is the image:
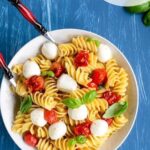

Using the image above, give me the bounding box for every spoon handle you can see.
[8,0,47,35]
[8,0,56,44]
[0,53,14,80]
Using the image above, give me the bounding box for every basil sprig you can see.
[63,98,82,109]
[86,38,100,47]
[63,90,97,109]
[41,71,55,77]
[20,96,32,113]
[103,101,128,119]
[68,135,87,147]
[81,90,97,104]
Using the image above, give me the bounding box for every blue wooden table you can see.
[0,0,149,150]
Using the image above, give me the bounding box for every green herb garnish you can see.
[75,135,87,144]
[68,138,77,147]
[68,135,87,147]
[20,96,32,113]
[41,71,55,77]
[81,90,97,104]
[63,90,97,109]
[86,38,100,47]
[103,101,128,119]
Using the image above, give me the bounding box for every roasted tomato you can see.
[25,75,44,93]
[102,118,113,126]
[23,132,38,147]
[51,62,64,77]
[91,68,107,85]
[44,109,58,124]
[87,81,98,89]
[103,91,121,105]
[74,51,89,67]
[74,121,92,136]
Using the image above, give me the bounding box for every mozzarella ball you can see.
[57,74,77,93]
[23,60,40,78]
[90,120,108,136]
[48,121,67,140]
[68,105,88,120]
[41,41,58,60]
[30,108,47,127]
[97,44,112,63]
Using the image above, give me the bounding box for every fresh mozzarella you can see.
[57,74,77,92]
[30,108,47,127]
[48,121,67,140]
[41,41,58,60]
[68,105,88,120]
[90,119,108,136]
[97,44,112,63]
[23,60,40,78]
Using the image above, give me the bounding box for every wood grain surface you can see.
[0,0,150,150]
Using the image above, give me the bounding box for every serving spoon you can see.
[8,0,57,45]
[0,53,16,87]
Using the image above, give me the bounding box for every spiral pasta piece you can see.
[51,138,75,150]
[105,59,119,88]
[15,77,28,97]
[65,57,91,86]
[55,102,67,119]
[31,92,56,110]
[44,77,58,97]
[113,68,128,96]
[58,43,78,57]
[110,115,128,132]
[12,64,23,75]
[31,54,51,72]
[72,36,97,53]
[86,98,108,113]
[37,138,58,150]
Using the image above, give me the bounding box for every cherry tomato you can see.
[23,132,38,147]
[91,68,107,85]
[102,118,113,126]
[25,75,44,93]
[87,81,98,89]
[74,51,89,67]
[103,91,121,105]
[74,121,92,136]
[44,109,58,124]
[51,62,64,77]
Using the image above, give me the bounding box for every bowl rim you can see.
[0,28,139,150]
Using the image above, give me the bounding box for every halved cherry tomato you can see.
[91,68,107,85]
[103,91,121,105]
[74,121,92,136]
[102,118,113,126]
[25,75,44,93]
[74,51,89,67]
[23,132,38,147]
[87,81,98,89]
[51,62,64,77]
[44,109,58,124]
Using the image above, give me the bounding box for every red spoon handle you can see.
[8,0,47,35]
[0,53,13,80]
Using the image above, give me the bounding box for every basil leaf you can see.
[47,71,55,77]
[68,138,77,147]
[76,135,87,144]
[41,71,47,76]
[20,96,32,113]
[103,101,128,119]
[82,90,97,104]
[62,98,82,109]
[87,38,100,47]
[41,71,55,77]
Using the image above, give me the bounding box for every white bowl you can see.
[0,29,139,150]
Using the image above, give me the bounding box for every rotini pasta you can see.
[11,35,129,150]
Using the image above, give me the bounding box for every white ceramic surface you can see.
[0,29,139,150]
